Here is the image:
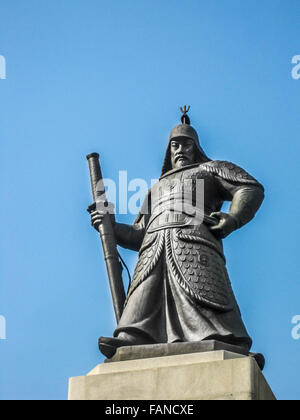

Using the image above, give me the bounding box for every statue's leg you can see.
[99,255,168,358]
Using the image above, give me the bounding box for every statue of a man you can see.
[90,110,264,361]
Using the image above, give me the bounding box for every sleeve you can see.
[209,161,265,229]
[114,190,152,252]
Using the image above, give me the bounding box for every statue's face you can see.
[170,137,195,169]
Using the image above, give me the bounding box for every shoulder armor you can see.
[202,160,264,191]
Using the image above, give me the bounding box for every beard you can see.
[172,155,194,169]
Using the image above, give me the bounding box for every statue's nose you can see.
[177,144,184,152]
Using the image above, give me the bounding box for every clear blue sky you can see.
[1,0,300,400]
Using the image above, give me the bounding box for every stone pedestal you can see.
[68,348,276,400]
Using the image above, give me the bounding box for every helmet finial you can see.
[180,105,191,125]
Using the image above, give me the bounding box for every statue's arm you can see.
[210,181,264,239]
[114,189,151,252]
[114,222,145,252]
[206,161,264,238]
[227,185,265,229]
[90,190,151,252]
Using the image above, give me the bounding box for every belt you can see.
[147,210,217,233]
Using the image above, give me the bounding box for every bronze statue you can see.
[88,107,264,365]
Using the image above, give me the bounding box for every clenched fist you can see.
[209,212,238,239]
[88,202,115,232]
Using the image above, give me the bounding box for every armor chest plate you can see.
[147,167,222,232]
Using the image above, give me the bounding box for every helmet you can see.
[160,107,210,177]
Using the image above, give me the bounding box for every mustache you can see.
[174,154,188,161]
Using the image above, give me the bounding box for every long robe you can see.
[113,160,264,352]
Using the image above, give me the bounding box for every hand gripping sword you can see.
[86,153,126,323]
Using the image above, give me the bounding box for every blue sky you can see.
[1,0,300,400]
